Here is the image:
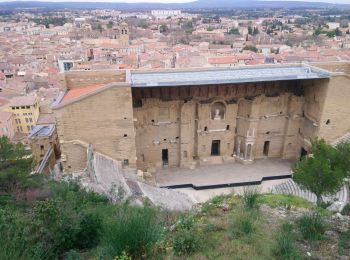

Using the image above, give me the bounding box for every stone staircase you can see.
[272,179,348,211]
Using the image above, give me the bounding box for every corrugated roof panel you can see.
[131,65,330,88]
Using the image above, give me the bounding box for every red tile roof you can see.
[0,71,5,80]
[208,56,237,64]
[9,96,37,107]
[63,84,105,102]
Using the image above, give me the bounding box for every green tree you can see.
[335,28,342,36]
[248,26,253,35]
[0,136,41,194]
[293,139,346,206]
[228,27,240,35]
[314,27,322,35]
[333,142,350,177]
[107,21,114,29]
[326,30,336,38]
[243,45,258,53]
[160,24,168,33]
[97,23,103,32]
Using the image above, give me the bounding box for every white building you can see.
[151,10,182,19]
[327,22,340,30]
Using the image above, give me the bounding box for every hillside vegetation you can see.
[0,136,349,259]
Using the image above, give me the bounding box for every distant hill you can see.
[0,0,349,10]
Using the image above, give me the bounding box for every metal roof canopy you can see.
[29,124,55,138]
[130,65,331,88]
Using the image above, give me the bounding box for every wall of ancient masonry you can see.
[30,129,60,164]
[316,62,350,75]
[54,85,137,172]
[132,81,307,171]
[60,70,126,89]
[317,75,350,143]
[30,129,60,174]
[53,63,350,173]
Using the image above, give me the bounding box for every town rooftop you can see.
[130,64,331,88]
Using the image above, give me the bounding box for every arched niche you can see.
[211,101,226,120]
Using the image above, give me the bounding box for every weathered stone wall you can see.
[133,82,305,171]
[60,70,126,90]
[315,62,350,75]
[317,75,350,143]
[30,130,59,163]
[54,85,137,172]
[134,99,181,170]
[54,63,350,173]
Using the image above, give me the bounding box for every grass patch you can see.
[172,214,203,256]
[200,194,227,215]
[273,222,301,260]
[97,202,164,259]
[242,187,261,209]
[298,212,326,241]
[338,229,350,255]
[341,204,350,216]
[229,209,258,238]
[172,227,202,256]
[261,194,313,209]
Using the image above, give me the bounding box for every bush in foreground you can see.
[273,223,301,260]
[229,209,259,238]
[172,214,202,256]
[341,204,350,216]
[172,226,202,256]
[338,229,350,255]
[99,202,163,259]
[242,187,261,209]
[298,212,326,241]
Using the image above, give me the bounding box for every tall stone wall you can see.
[60,70,126,90]
[134,99,181,170]
[317,75,350,143]
[54,85,137,172]
[133,82,305,171]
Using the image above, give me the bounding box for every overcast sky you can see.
[0,0,349,4]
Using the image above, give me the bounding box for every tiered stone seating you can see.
[272,179,348,208]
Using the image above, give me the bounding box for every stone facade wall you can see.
[60,70,126,90]
[317,75,350,143]
[54,64,350,173]
[132,82,306,171]
[54,85,136,172]
[30,129,60,164]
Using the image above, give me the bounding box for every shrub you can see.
[298,212,326,241]
[75,212,102,249]
[0,179,109,260]
[101,202,163,259]
[201,195,228,215]
[0,208,32,260]
[341,204,350,216]
[338,229,350,255]
[173,227,202,256]
[318,201,332,209]
[229,210,258,238]
[243,187,261,209]
[63,250,82,260]
[114,251,132,260]
[210,195,225,206]
[30,198,103,259]
[273,223,301,260]
[177,214,195,230]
